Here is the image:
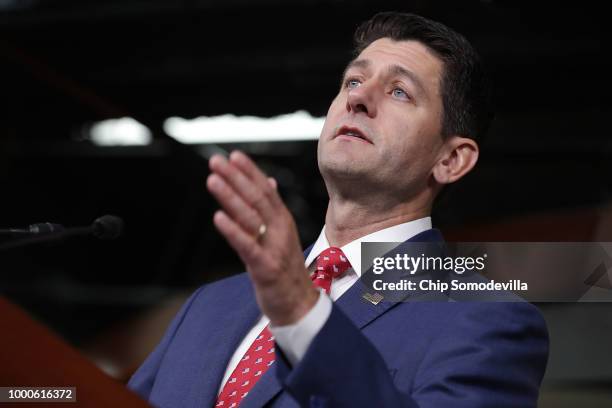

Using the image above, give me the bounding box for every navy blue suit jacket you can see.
[128,229,549,407]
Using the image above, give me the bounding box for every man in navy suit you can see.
[129,12,549,407]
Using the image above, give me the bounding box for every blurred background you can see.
[0,1,611,406]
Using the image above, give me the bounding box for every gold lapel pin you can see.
[362,292,384,305]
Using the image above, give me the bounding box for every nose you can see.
[346,80,378,117]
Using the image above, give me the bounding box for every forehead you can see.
[352,38,443,94]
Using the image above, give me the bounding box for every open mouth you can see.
[336,126,373,144]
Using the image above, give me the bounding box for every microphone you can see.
[91,215,124,240]
[0,215,124,251]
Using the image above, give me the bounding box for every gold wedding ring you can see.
[257,223,267,239]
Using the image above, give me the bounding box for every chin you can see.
[320,159,369,181]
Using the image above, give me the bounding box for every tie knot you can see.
[315,247,351,279]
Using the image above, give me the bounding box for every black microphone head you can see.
[28,222,65,234]
[92,215,124,240]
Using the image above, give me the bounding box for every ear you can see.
[432,136,479,185]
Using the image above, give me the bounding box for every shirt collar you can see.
[304,216,432,276]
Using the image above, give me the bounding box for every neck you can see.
[323,192,431,247]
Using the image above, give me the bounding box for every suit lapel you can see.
[195,276,262,408]
[336,228,445,329]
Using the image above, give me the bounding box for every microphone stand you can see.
[0,226,92,252]
[0,215,123,252]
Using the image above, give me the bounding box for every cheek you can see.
[327,94,344,115]
[404,110,442,155]
[382,122,435,172]
[420,105,444,142]
[320,96,344,136]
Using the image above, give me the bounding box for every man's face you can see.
[318,38,446,199]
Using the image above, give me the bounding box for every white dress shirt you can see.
[217,217,432,393]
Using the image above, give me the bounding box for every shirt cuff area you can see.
[268,289,332,366]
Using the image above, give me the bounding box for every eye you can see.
[392,87,410,100]
[344,78,361,89]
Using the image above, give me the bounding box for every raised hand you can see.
[206,151,319,326]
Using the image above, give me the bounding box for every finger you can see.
[229,150,284,211]
[268,177,277,190]
[213,210,261,266]
[209,153,278,220]
[209,154,271,215]
[229,151,279,198]
[206,173,263,236]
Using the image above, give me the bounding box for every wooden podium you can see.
[0,296,151,407]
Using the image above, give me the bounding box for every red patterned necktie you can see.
[215,326,275,408]
[311,246,351,293]
[214,247,351,408]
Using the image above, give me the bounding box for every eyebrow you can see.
[341,58,428,98]
[340,58,370,88]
